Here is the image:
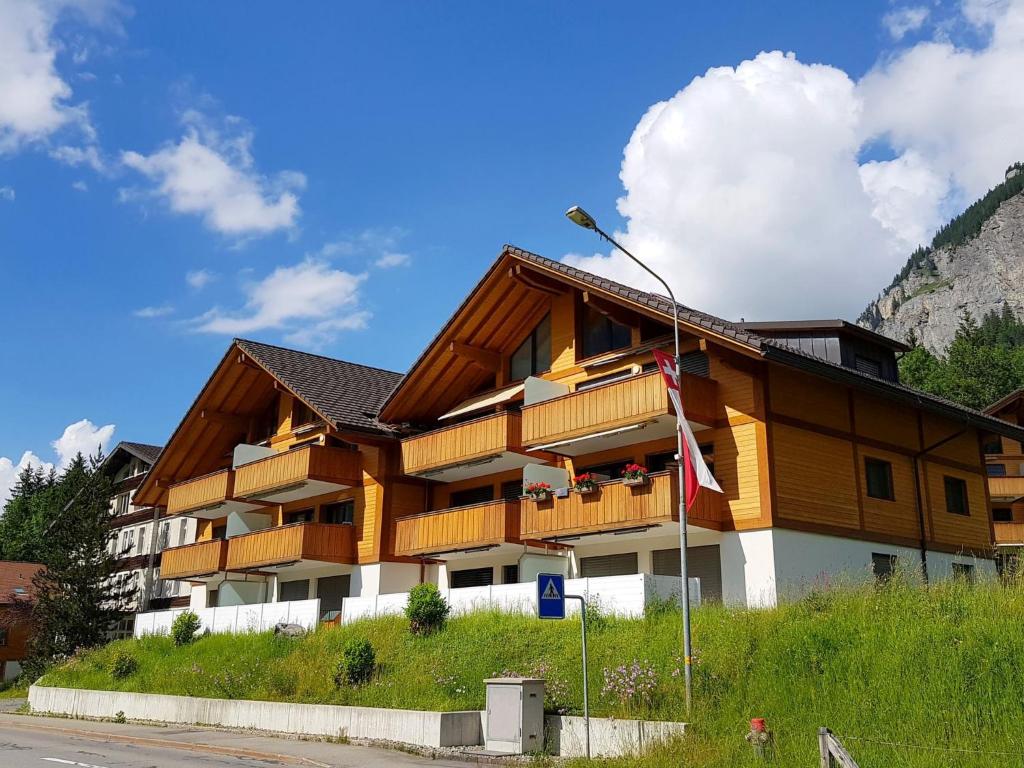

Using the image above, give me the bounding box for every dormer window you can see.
[581,304,631,359]
[510,313,551,381]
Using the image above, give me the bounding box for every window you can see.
[864,458,895,501]
[574,369,634,392]
[944,476,970,516]
[502,563,519,584]
[577,459,631,480]
[982,436,1003,454]
[510,313,551,381]
[581,304,631,359]
[642,350,710,378]
[987,463,1007,477]
[500,480,523,501]
[450,567,493,588]
[854,355,882,377]
[0,628,7,647]
[449,485,494,508]
[212,525,227,540]
[178,519,188,546]
[872,552,896,582]
[646,450,678,473]
[322,500,354,524]
[952,562,975,583]
[291,398,316,429]
[113,492,130,516]
[158,522,170,551]
[993,507,1013,523]
[285,508,314,525]
[121,529,134,555]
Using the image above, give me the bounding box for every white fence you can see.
[133,598,321,638]
[342,574,700,623]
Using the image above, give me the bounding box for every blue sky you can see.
[2,0,1023,497]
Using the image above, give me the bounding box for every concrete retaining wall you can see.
[28,686,481,749]
[545,714,687,758]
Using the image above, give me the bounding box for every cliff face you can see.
[859,190,1024,355]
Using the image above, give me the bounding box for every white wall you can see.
[351,563,421,597]
[719,530,777,608]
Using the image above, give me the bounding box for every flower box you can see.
[621,463,650,487]
[524,481,552,502]
[572,473,598,495]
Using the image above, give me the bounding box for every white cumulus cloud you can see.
[883,6,930,39]
[193,259,369,347]
[121,111,305,238]
[565,0,1024,322]
[0,0,118,154]
[52,418,115,467]
[0,450,51,508]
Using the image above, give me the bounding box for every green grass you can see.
[39,576,1024,767]
[0,681,28,699]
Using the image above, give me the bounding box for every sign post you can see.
[537,574,589,759]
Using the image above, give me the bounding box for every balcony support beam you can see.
[509,264,564,295]
[449,341,501,372]
[583,290,641,328]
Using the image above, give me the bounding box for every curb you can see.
[0,716,331,767]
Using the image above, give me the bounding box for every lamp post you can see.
[564,205,694,714]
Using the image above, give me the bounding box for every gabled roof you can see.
[985,388,1024,417]
[236,339,402,434]
[735,319,910,352]
[0,561,43,605]
[110,441,163,466]
[380,244,1024,443]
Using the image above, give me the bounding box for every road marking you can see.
[41,758,111,768]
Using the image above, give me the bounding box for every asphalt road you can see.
[0,712,469,768]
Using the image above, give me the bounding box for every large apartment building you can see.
[104,442,195,636]
[140,246,1024,613]
[984,390,1024,571]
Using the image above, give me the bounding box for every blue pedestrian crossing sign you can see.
[537,573,565,619]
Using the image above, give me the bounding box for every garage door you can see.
[652,545,722,603]
[279,579,310,602]
[579,552,638,578]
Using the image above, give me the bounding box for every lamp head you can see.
[565,205,598,231]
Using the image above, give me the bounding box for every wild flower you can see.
[601,659,657,715]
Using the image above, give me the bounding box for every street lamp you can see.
[564,205,694,714]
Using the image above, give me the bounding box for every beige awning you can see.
[438,383,525,421]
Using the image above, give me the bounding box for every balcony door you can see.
[317,574,350,619]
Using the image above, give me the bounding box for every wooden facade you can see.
[160,539,228,580]
[225,523,358,571]
[393,500,521,557]
[401,412,525,476]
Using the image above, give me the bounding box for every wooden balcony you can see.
[167,469,264,519]
[160,540,228,580]
[994,521,1024,546]
[519,471,722,541]
[393,500,522,557]
[989,475,1024,502]
[233,445,361,504]
[225,522,357,571]
[521,371,716,455]
[401,412,532,482]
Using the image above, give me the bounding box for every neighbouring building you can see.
[983,390,1024,573]
[139,246,1024,618]
[104,442,195,637]
[0,561,43,682]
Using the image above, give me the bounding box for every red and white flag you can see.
[652,349,722,510]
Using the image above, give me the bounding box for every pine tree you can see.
[23,452,135,678]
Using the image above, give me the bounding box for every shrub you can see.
[335,638,376,686]
[109,650,138,680]
[171,610,201,646]
[405,583,450,635]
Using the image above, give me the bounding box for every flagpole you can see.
[563,206,693,715]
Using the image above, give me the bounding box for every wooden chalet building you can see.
[142,247,1024,614]
[0,561,43,682]
[983,390,1024,570]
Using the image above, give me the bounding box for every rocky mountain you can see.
[859,166,1024,355]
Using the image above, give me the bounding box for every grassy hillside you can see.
[40,577,1024,767]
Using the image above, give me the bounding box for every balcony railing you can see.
[989,475,1024,502]
[160,539,228,580]
[521,371,716,451]
[519,471,722,541]
[393,499,521,557]
[994,521,1024,546]
[167,469,233,517]
[233,445,361,503]
[225,522,357,571]
[401,412,530,481]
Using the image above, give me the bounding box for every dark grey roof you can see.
[506,245,767,348]
[735,319,910,352]
[118,441,163,465]
[237,338,403,434]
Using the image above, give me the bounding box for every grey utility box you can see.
[484,677,545,754]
